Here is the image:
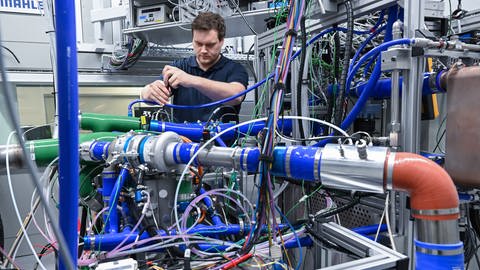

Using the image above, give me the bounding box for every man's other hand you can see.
[163,65,194,89]
[141,80,172,105]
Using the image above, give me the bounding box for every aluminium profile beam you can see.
[317,222,408,270]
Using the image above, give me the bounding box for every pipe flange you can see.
[386,151,396,190]
[125,134,148,167]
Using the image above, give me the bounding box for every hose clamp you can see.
[416,246,463,256]
[412,207,459,216]
[313,148,322,181]
[285,147,294,178]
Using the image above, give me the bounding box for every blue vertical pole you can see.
[55,0,79,269]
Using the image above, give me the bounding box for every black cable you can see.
[314,195,365,220]
[333,0,354,127]
[246,43,258,82]
[0,27,75,270]
[433,129,446,152]
[326,27,340,127]
[78,207,87,258]
[227,0,258,35]
[297,16,307,144]
[1,45,20,63]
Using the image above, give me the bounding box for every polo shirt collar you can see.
[187,54,227,71]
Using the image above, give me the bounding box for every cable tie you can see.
[285,29,298,38]
[259,154,274,164]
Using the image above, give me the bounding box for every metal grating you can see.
[310,193,385,229]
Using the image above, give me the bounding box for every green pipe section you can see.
[81,113,141,132]
[26,132,118,166]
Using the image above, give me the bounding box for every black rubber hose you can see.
[297,16,307,144]
[326,26,341,128]
[333,0,354,127]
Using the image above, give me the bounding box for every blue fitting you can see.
[245,148,261,172]
[90,141,111,161]
[415,240,464,270]
[176,143,200,165]
[134,190,143,203]
[199,188,223,226]
[271,146,321,181]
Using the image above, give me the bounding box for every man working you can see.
[141,12,249,123]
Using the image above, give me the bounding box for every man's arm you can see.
[163,65,246,105]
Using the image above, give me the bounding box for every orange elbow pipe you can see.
[390,152,459,221]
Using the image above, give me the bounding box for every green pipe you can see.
[26,132,118,166]
[81,113,141,132]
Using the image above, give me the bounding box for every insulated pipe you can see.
[55,0,79,267]
[387,152,463,269]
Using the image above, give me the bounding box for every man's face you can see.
[192,29,224,68]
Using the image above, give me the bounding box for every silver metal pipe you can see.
[0,145,24,170]
[416,219,461,244]
[320,144,388,193]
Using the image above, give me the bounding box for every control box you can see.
[136,4,170,26]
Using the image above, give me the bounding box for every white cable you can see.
[384,192,397,251]
[6,132,47,270]
[173,115,349,234]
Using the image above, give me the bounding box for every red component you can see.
[221,253,253,270]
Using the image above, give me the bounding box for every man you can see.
[141,12,249,123]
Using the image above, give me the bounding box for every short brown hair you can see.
[192,12,226,41]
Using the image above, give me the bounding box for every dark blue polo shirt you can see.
[169,55,248,123]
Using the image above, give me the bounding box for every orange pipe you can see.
[390,152,459,221]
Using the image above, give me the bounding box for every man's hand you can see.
[141,80,172,105]
[163,65,194,89]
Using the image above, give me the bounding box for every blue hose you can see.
[55,0,79,267]
[107,168,130,233]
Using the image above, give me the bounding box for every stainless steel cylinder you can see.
[320,144,388,193]
[416,219,460,245]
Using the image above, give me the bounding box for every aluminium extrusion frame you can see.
[255,0,399,51]
[317,222,408,270]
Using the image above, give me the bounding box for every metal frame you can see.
[317,222,408,270]
[256,0,399,51]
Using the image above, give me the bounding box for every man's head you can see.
[191,12,225,69]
